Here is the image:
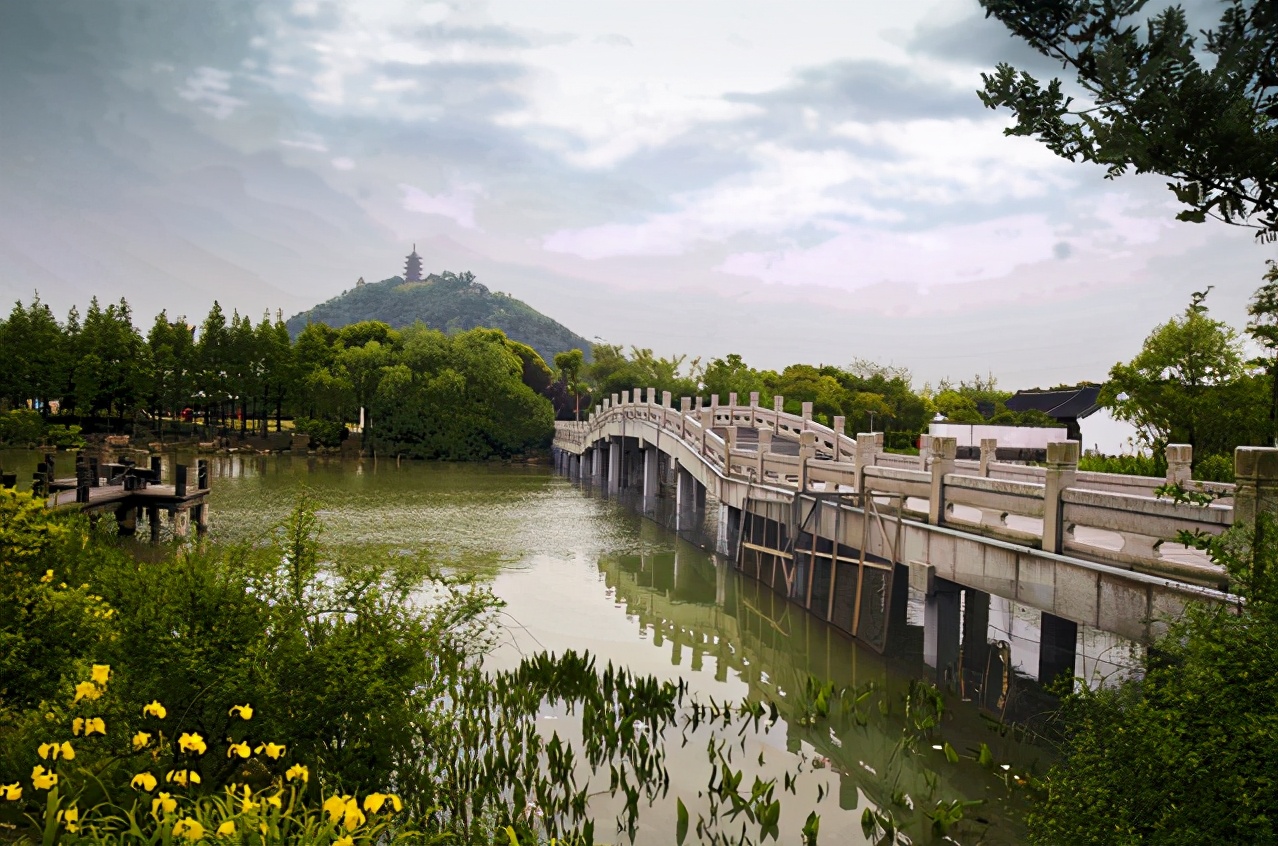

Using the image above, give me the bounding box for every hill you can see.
[286,271,591,365]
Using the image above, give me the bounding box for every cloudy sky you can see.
[1,0,1270,387]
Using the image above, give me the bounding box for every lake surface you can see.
[5,449,1048,843]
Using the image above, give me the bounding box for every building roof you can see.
[1004,385,1102,420]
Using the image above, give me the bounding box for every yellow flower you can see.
[285,763,308,783]
[178,732,207,755]
[152,792,177,816]
[226,742,250,759]
[74,681,101,702]
[131,772,158,792]
[166,769,202,787]
[342,799,365,831]
[173,818,205,841]
[216,820,235,837]
[265,793,282,810]
[255,742,285,760]
[58,806,80,833]
[333,838,354,846]
[40,569,54,583]
[91,664,111,686]
[322,795,348,822]
[133,731,152,750]
[73,717,106,736]
[227,704,253,720]
[31,766,57,790]
[38,742,74,761]
[363,793,402,814]
[1,783,21,801]
[142,700,167,719]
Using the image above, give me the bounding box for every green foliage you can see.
[1102,291,1266,459]
[1193,453,1236,484]
[292,418,346,448]
[1077,452,1164,477]
[979,0,1278,240]
[285,272,591,367]
[0,409,49,447]
[371,327,554,459]
[1028,514,1278,844]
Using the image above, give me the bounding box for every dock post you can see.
[196,503,210,536]
[148,507,161,543]
[150,455,162,481]
[89,456,99,487]
[33,462,47,498]
[175,465,188,498]
[1,473,15,489]
[197,460,209,490]
[173,508,190,539]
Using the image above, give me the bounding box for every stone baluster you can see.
[918,434,932,471]
[979,438,998,477]
[928,437,957,525]
[801,401,813,422]
[854,433,877,496]
[1042,441,1079,554]
[832,416,846,462]
[757,429,772,480]
[680,397,691,440]
[1165,443,1192,485]
[1234,447,1278,529]
[799,431,816,491]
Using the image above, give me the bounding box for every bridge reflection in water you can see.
[590,507,1051,840]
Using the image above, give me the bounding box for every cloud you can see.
[400,182,482,229]
[178,67,245,119]
[594,33,633,48]
[331,157,355,170]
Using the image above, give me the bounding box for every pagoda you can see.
[403,244,423,282]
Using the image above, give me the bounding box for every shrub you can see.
[1193,452,1235,483]
[1077,452,1164,477]
[293,417,346,448]
[0,409,47,447]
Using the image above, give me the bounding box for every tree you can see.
[701,354,766,406]
[1247,260,1278,444]
[554,348,585,420]
[1103,292,1252,461]
[979,1,1278,239]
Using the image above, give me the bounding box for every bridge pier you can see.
[922,575,962,684]
[1038,612,1079,686]
[607,438,621,493]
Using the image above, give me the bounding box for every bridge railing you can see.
[556,391,1239,585]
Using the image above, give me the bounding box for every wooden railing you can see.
[554,391,1236,585]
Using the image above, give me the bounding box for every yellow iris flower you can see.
[334,838,354,846]
[1,783,21,801]
[177,732,207,755]
[166,769,201,787]
[72,717,106,736]
[363,793,403,814]
[31,766,57,790]
[265,793,282,810]
[255,742,285,760]
[40,570,53,583]
[74,681,101,703]
[173,818,205,841]
[132,731,152,750]
[38,742,74,761]
[142,701,167,719]
[216,820,235,837]
[131,772,158,792]
[58,807,80,833]
[285,763,308,783]
[91,664,111,686]
[152,792,177,816]
[227,742,250,759]
[227,704,253,720]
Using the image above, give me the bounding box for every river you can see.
[5,449,1048,844]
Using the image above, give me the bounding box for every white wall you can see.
[928,423,1068,449]
[1077,407,1143,456]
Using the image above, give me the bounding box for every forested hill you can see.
[286,272,591,364]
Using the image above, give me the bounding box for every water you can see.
[4,449,1047,843]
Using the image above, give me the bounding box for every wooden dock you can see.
[28,453,212,540]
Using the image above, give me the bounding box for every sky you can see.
[1,0,1272,388]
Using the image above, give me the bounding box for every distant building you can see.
[356,276,365,287]
[404,245,423,282]
[1004,385,1102,443]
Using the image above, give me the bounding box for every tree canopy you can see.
[979,0,1278,240]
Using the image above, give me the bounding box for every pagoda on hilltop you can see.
[404,244,424,282]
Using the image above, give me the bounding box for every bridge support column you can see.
[1038,612,1079,686]
[716,503,741,557]
[608,439,621,492]
[642,446,659,502]
[922,576,962,685]
[962,588,992,696]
